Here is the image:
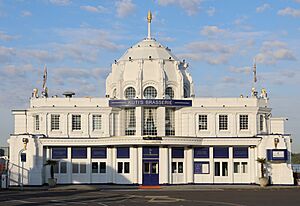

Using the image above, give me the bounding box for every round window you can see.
[165,87,174,99]
[143,86,157,99]
[125,87,136,99]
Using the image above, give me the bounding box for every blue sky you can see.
[0,0,300,151]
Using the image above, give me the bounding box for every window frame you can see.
[219,115,228,131]
[198,114,208,131]
[239,114,249,130]
[92,114,102,131]
[72,114,81,131]
[51,114,60,131]
[124,87,136,99]
[143,86,157,99]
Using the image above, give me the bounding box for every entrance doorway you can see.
[142,147,159,185]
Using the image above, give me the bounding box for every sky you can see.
[0,0,300,151]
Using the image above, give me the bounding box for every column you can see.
[157,107,165,136]
[249,146,257,183]
[159,146,169,184]
[136,107,142,136]
[87,147,91,183]
[229,146,234,183]
[67,147,72,183]
[209,147,214,183]
[186,147,194,183]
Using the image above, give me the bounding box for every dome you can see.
[105,11,194,100]
[119,38,179,61]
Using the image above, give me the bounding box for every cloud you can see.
[0,31,18,41]
[157,0,202,16]
[295,0,300,3]
[228,66,251,74]
[200,26,226,36]
[255,40,296,65]
[256,4,271,13]
[115,0,136,18]
[0,46,16,62]
[49,0,71,6]
[206,7,216,16]
[21,10,32,17]
[278,7,300,17]
[80,5,107,13]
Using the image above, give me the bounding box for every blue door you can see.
[143,161,159,185]
[142,147,159,185]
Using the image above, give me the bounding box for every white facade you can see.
[8,14,294,186]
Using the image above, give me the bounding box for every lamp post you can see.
[18,138,29,191]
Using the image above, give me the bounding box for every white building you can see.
[8,12,293,186]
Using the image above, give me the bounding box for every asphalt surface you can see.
[1,187,300,206]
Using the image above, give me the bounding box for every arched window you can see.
[184,87,189,98]
[125,87,136,99]
[143,86,157,99]
[165,87,174,99]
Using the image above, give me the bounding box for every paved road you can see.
[1,188,300,206]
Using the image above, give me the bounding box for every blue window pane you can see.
[52,147,68,159]
[117,147,130,158]
[233,147,248,158]
[72,147,87,159]
[213,147,229,158]
[194,162,209,174]
[194,147,209,158]
[172,147,184,158]
[91,147,107,158]
[142,147,159,158]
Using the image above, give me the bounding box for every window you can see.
[72,115,81,130]
[125,108,136,135]
[92,115,102,130]
[233,147,248,158]
[219,115,228,130]
[100,162,106,173]
[260,115,264,131]
[51,114,60,131]
[172,147,184,158]
[92,162,106,173]
[52,147,68,159]
[241,162,248,173]
[165,87,174,99]
[172,162,183,173]
[71,147,87,159]
[143,107,157,135]
[194,162,209,174]
[72,163,86,174]
[54,163,59,174]
[198,115,208,130]
[91,147,107,158]
[92,162,98,173]
[194,147,209,158]
[240,115,248,130]
[117,162,130,174]
[125,87,136,99]
[165,108,175,136]
[72,163,79,173]
[35,115,40,131]
[144,86,157,99]
[213,147,229,158]
[234,162,248,174]
[215,162,228,176]
[60,162,67,174]
[117,147,130,158]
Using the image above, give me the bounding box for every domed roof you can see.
[119,38,179,61]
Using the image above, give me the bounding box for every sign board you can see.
[109,99,192,107]
[267,149,288,162]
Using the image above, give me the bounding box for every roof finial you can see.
[147,10,152,39]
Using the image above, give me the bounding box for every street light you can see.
[18,137,29,191]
